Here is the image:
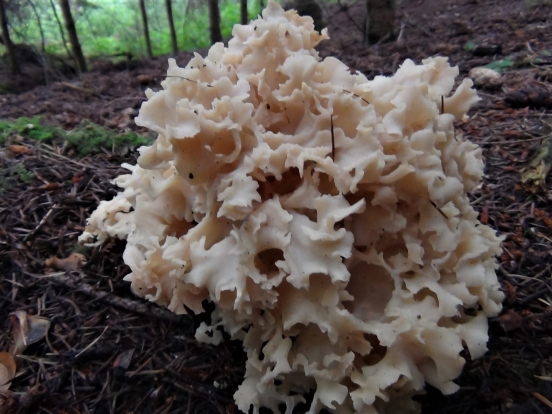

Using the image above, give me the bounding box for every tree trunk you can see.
[0,0,20,74]
[139,0,153,58]
[364,0,395,45]
[165,0,178,54]
[293,0,324,32]
[59,0,87,72]
[208,0,222,45]
[49,0,72,58]
[28,0,46,52]
[240,0,247,25]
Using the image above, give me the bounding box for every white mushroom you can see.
[80,1,504,413]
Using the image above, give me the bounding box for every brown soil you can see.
[1,0,552,413]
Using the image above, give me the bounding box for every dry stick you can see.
[430,200,449,219]
[37,144,93,169]
[24,203,59,242]
[154,75,213,87]
[330,114,335,161]
[532,392,552,409]
[441,96,444,114]
[480,135,551,145]
[396,22,406,43]
[52,273,189,325]
[59,81,99,96]
[342,89,370,105]
[75,326,108,358]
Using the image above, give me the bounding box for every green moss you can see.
[0,116,64,144]
[15,163,33,182]
[464,40,476,51]
[0,116,152,157]
[65,119,151,156]
[484,57,514,72]
[0,177,7,194]
[71,244,92,255]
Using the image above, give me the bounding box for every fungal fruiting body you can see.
[80,2,504,413]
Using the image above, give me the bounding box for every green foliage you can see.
[464,40,476,51]
[15,164,33,182]
[221,2,241,38]
[0,116,151,157]
[2,0,284,60]
[484,57,514,72]
[0,116,64,144]
[65,119,151,156]
[0,162,33,196]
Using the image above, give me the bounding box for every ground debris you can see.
[2,0,552,413]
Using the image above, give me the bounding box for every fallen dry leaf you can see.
[9,311,51,357]
[0,390,16,414]
[480,205,489,224]
[0,352,16,392]
[45,253,86,272]
[502,280,517,303]
[498,309,523,332]
[7,145,31,155]
[37,183,61,192]
[135,74,154,85]
[113,349,134,370]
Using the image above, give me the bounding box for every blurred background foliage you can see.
[0,0,283,59]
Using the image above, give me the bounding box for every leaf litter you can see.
[1,0,552,412]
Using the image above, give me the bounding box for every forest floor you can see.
[1,0,552,413]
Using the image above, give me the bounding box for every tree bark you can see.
[208,0,222,45]
[49,0,72,58]
[293,0,324,32]
[28,0,46,52]
[364,0,395,45]
[240,0,247,25]
[59,0,87,72]
[0,0,20,74]
[139,0,153,58]
[165,0,178,54]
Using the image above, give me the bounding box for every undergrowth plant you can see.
[0,0,278,59]
[15,164,34,182]
[0,116,152,157]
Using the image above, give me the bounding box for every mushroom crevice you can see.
[80,2,504,413]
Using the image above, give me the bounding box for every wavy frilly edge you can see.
[79,1,504,413]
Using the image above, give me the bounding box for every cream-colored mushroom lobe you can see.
[80,1,504,413]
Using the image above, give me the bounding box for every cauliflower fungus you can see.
[80,1,504,413]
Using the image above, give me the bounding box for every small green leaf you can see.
[484,57,514,73]
[464,40,476,51]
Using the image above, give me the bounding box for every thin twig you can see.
[342,89,370,105]
[330,114,335,161]
[24,203,59,242]
[75,326,108,358]
[480,135,550,145]
[52,273,189,326]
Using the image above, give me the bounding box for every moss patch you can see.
[65,120,152,157]
[0,116,152,157]
[0,116,64,146]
